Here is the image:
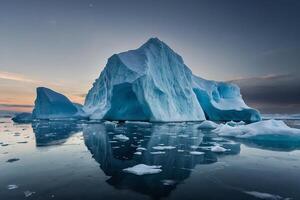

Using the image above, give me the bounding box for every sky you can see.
[0,0,299,113]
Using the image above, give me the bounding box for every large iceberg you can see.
[84,37,260,122]
[32,87,83,119]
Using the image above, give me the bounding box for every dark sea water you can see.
[1,118,300,200]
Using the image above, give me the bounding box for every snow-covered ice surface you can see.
[123,164,162,175]
[84,38,260,122]
[226,120,246,127]
[198,120,218,129]
[211,145,228,152]
[32,87,84,119]
[213,119,300,140]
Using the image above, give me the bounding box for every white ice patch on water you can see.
[190,151,205,155]
[198,120,219,129]
[152,146,176,150]
[123,164,162,175]
[244,191,291,200]
[24,191,35,197]
[211,145,228,152]
[213,119,300,139]
[137,147,147,151]
[125,121,151,125]
[161,179,176,186]
[150,151,166,155]
[226,120,245,127]
[113,134,129,142]
[7,184,18,190]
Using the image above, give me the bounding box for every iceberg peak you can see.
[84,38,261,122]
[32,87,83,119]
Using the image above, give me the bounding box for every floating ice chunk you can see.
[24,191,35,197]
[123,164,162,175]
[152,146,176,150]
[103,121,117,126]
[244,191,290,200]
[125,121,151,125]
[190,151,205,155]
[198,120,219,129]
[211,145,228,152]
[134,151,142,155]
[178,134,189,138]
[161,180,176,186]
[113,134,129,142]
[213,119,300,139]
[137,147,147,151]
[150,151,166,155]
[226,120,246,127]
[7,184,18,190]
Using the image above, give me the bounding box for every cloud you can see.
[230,74,300,113]
[0,71,40,83]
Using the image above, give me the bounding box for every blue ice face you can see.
[83,38,261,122]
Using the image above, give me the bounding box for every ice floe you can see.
[7,184,18,190]
[190,151,205,155]
[113,134,129,142]
[198,120,219,129]
[213,120,300,139]
[152,146,176,150]
[123,164,162,175]
[211,145,228,152]
[244,191,291,200]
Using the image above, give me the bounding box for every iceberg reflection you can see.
[83,122,241,198]
[32,120,83,146]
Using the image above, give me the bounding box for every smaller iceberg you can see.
[12,112,32,123]
[32,87,84,119]
[123,164,162,175]
[213,120,300,140]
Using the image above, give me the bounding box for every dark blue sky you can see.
[0,0,299,113]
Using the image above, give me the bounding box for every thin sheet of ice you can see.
[190,151,205,155]
[123,164,162,175]
[152,146,176,150]
[244,191,291,200]
[150,151,166,155]
[125,121,151,125]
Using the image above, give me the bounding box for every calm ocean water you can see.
[1,117,300,200]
